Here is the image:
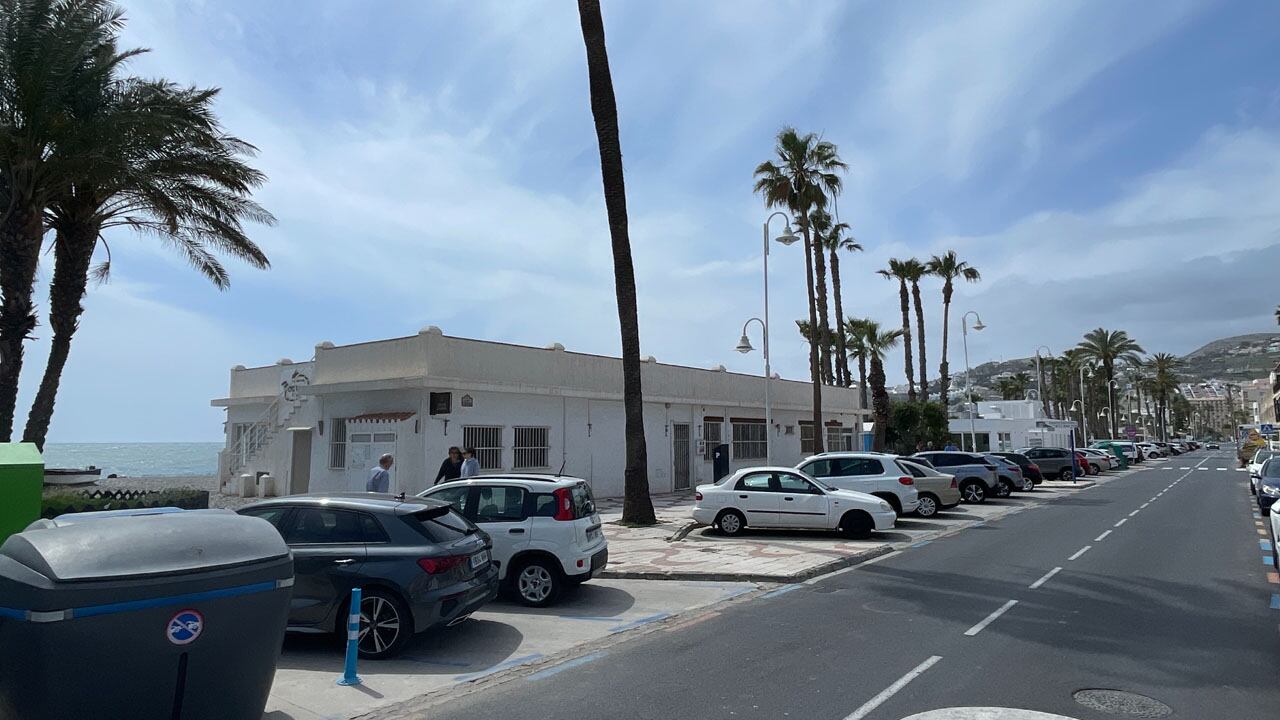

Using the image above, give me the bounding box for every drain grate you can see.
[1073,689,1173,717]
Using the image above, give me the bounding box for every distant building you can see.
[948,400,1079,452]
[1179,382,1236,435]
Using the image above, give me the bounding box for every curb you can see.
[597,543,896,584]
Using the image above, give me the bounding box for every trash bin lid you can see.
[0,512,289,582]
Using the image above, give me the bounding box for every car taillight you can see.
[1028,463,1040,472]
[898,476,914,486]
[418,555,467,574]
[949,478,957,488]
[553,487,575,521]
[695,491,703,501]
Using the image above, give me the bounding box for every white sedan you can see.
[692,467,896,538]
[1248,449,1275,495]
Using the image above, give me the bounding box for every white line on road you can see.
[1141,502,1150,509]
[1129,509,1141,517]
[965,600,1019,637]
[844,655,944,720]
[1115,518,1128,527]
[1029,567,1063,589]
[1068,546,1092,561]
[1095,530,1112,542]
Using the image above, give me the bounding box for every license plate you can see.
[586,527,601,541]
[470,550,490,569]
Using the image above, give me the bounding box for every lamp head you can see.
[972,319,986,332]
[775,224,799,246]
[735,334,754,354]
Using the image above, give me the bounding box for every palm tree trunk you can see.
[911,280,927,401]
[898,279,915,402]
[799,218,824,452]
[577,0,654,524]
[0,204,45,442]
[830,250,849,386]
[938,283,953,411]
[870,354,889,451]
[1105,364,1118,440]
[1037,360,1049,418]
[857,354,869,410]
[22,227,97,450]
[813,239,833,385]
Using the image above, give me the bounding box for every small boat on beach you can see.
[43,466,102,486]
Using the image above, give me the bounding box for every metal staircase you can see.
[222,393,309,483]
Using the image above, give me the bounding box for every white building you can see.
[948,400,1079,452]
[213,327,867,499]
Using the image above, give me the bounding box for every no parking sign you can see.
[167,609,203,645]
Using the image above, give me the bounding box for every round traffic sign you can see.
[166,609,204,645]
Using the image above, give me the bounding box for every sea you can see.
[41,442,221,478]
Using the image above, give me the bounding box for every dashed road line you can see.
[843,655,943,720]
[1068,546,1092,561]
[1129,510,1141,517]
[1094,530,1112,542]
[1141,502,1150,509]
[965,600,1019,637]
[1029,567,1062,589]
[1115,518,1128,527]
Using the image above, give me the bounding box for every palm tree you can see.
[1076,328,1144,440]
[754,128,846,451]
[902,258,930,401]
[22,79,275,449]
[925,251,981,412]
[877,259,916,402]
[0,0,136,440]
[1275,305,1279,326]
[577,0,654,524]
[812,210,860,386]
[1145,353,1182,441]
[862,320,904,451]
[845,318,872,410]
[807,209,834,384]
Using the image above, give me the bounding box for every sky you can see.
[15,0,1280,442]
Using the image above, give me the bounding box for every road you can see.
[383,451,1279,720]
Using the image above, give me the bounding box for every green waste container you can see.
[0,443,42,545]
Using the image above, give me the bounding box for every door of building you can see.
[673,423,691,490]
[288,428,312,495]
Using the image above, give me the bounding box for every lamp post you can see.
[736,318,772,464]
[1035,345,1052,418]
[961,311,986,452]
[1107,379,1122,440]
[1079,366,1091,445]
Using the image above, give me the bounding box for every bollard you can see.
[336,587,363,686]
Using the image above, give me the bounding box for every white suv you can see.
[420,475,607,607]
[795,453,920,515]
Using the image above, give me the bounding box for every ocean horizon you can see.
[41,442,221,478]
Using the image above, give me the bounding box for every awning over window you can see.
[349,412,416,424]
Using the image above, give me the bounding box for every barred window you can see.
[328,418,347,469]
[826,424,845,452]
[732,421,767,460]
[513,426,551,470]
[703,420,723,460]
[463,425,504,470]
[800,423,816,454]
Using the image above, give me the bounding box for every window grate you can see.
[328,418,347,469]
[463,425,504,470]
[732,421,767,460]
[513,426,550,469]
[703,420,723,460]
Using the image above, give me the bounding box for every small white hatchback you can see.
[692,467,896,538]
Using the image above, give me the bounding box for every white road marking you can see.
[843,655,944,720]
[1068,546,1092,561]
[1129,509,1141,517]
[964,600,1019,637]
[1115,518,1128,527]
[1179,466,1190,470]
[1029,567,1062,589]
[1141,502,1150,509]
[1094,530,1112,542]
[1198,467,1208,471]
[1150,496,1159,501]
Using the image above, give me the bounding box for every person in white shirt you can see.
[460,448,481,478]
[366,454,393,493]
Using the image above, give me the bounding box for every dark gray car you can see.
[240,493,499,659]
[1019,447,1077,480]
[911,452,1000,503]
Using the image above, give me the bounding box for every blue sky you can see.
[17,0,1280,442]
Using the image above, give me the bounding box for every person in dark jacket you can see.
[434,446,464,485]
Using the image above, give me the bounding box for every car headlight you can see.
[1263,485,1280,496]
[879,501,892,511]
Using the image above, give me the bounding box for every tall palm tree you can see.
[22,79,274,449]
[811,210,860,386]
[925,251,981,412]
[901,258,930,401]
[845,317,872,410]
[862,320,904,452]
[0,0,136,440]
[1076,328,1144,440]
[577,0,654,524]
[796,319,837,382]
[1145,353,1182,441]
[807,209,834,384]
[877,259,916,402]
[754,128,846,451]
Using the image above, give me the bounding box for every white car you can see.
[1078,448,1117,473]
[692,467,896,538]
[1271,484,1280,570]
[420,475,607,607]
[1137,442,1164,458]
[1248,449,1276,495]
[794,452,921,515]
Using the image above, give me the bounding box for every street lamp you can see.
[736,317,772,464]
[1078,366,1091,444]
[961,311,986,452]
[1034,345,1052,418]
[1107,379,1122,439]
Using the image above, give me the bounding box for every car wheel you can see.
[1273,542,1279,571]
[995,479,1012,498]
[1020,477,1035,492]
[513,557,562,607]
[1089,464,1100,475]
[960,480,986,504]
[1250,481,1256,496]
[716,509,747,537]
[839,510,874,539]
[915,493,939,518]
[357,589,412,660]
[1059,468,1075,482]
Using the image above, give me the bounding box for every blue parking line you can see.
[911,540,932,548]
[609,612,670,633]
[453,653,544,682]
[1261,540,1274,552]
[527,651,607,681]
[1265,556,1274,566]
[761,584,802,600]
[1271,594,1280,610]
[559,615,625,622]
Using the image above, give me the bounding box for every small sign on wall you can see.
[460,394,474,408]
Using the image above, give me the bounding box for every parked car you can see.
[983,454,1025,496]
[1256,458,1280,516]
[239,493,499,659]
[1157,442,1181,456]
[911,451,1000,503]
[797,453,921,515]
[1137,442,1164,458]
[419,475,607,607]
[892,457,962,517]
[1093,440,1140,463]
[1248,449,1276,495]
[1075,451,1097,475]
[1077,448,1116,474]
[989,451,1042,489]
[1271,487,1280,569]
[1019,447,1079,481]
[692,467,896,538]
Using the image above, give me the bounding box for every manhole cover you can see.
[1073,689,1172,717]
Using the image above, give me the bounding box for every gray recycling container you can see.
[0,510,293,720]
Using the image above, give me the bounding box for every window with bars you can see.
[826,424,845,452]
[800,423,816,454]
[463,425,504,470]
[702,420,722,460]
[513,426,551,469]
[732,421,767,460]
[328,418,347,469]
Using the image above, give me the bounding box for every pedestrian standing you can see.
[460,448,481,478]
[366,453,394,493]
[944,441,959,451]
[434,447,464,485]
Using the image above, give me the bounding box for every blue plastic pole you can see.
[336,587,363,686]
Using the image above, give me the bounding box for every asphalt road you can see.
[398,450,1279,720]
